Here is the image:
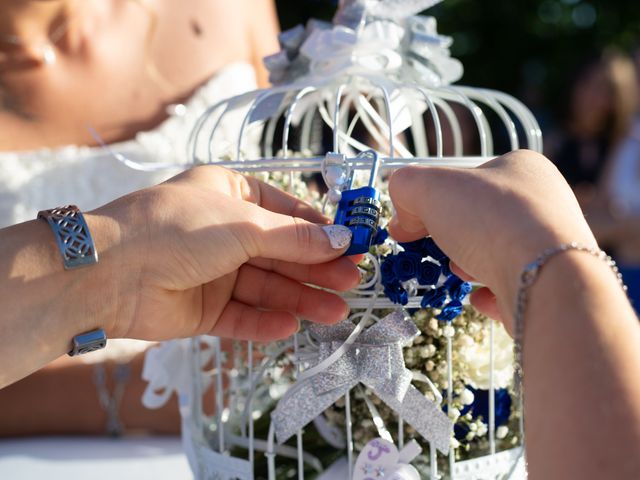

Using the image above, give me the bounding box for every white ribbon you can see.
[264,0,463,88]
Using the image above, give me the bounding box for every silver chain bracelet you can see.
[514,242,628,388]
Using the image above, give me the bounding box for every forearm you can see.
[522,252,640,479]
[0,354,180,436]
[0,214,127,388]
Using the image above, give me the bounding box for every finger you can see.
[451,262,475,282]
[388,165,461,234]
[470,287,504,322]
[348,254,365,265]
[249,257,361,291]
[240,204,353,264]
[388,213,429,242]
[233,264,350,324]
[167,165,329,224]
[241,174,329,224]
[211,300,299,342]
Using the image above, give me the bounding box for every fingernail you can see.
[295,318,302,333]
[321,225,352,250]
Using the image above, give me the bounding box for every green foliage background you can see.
[275,0,640,130]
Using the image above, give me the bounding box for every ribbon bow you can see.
[264,0,463,87]
[336,0,443,24]
[271,312,453,454]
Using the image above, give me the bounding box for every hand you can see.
[93,166,359,342]
[388,150,597,326]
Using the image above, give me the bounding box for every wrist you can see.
[511,246,624,334]
[84,202,144,339]
[494,225,598,315]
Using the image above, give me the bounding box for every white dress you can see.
[0,62,257,228]
[0,62,258,362]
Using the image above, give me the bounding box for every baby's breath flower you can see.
[419,344,436,358]
[443,325,456,338]
[496,425,509,439]
[460,388,475,405]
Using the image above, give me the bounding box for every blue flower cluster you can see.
[379,237,472,322]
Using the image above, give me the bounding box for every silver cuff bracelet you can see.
[38,205,98,269]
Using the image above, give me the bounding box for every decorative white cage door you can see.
[143,1,541,479]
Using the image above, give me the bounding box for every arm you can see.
[0,166,359,389]
[0,217,116,388]
[0,354,181,436]
[388,150,640,480]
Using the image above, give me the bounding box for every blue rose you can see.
[444,276,472,301]
[384,282,409,306]
[397,288,409,305]
[380,255,397,284]
[372,228,389,246]
[421,287,448,309]
[440,257,452,276]
[423,237,447,261]
[436,300,464,321]
[393,252,422,282]
[417,260,441,286]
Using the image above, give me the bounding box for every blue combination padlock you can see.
[332,150,381,256]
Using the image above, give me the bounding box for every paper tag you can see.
[353,438,421,480]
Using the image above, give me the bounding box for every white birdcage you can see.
[142,1,541,479]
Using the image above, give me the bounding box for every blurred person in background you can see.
[550,49,640,308]
[0,0,279,436]
[550,51,637,206]
[586,48,640,308]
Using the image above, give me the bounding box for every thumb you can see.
[249,207,353,264]
[388,165,452,240]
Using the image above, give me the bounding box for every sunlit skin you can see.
[0,0,279,150]
[0,0,281,436]
[0,165,364,389]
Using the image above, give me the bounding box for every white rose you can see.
[458,321,514,390]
